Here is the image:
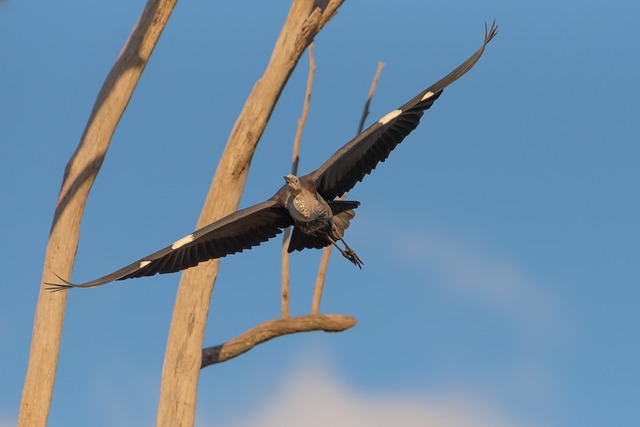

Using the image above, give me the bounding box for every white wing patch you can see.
[377,109,402,125]
[139,260,152,268]
[421,91,435,101]
[171,234,195,249]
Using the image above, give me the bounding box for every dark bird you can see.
[48,22,497,291]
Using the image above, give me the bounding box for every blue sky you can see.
[2,1,639,426]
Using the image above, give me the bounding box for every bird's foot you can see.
[330,237,364,269]
[345,248,364,269]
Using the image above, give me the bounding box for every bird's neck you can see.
[303,179,318,196]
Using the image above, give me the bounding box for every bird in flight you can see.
[48,22,498,291]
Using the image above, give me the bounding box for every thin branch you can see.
[292,42,316,176]
[201,314,357,368]
[157,2,345,426]
[311,61,384,315]
[358,61,385,135]
[311,244,331,314]
[19,2,178,426]
[281,42,316,319]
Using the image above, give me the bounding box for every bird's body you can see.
[281,174,363,267]
[48,22,497,291]
[284,175,329,225]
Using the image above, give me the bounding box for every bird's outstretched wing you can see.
[47,200,292,291]
[309,21,498,201]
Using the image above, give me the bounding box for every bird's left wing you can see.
[47,200,292,291]
[309,22,498,201]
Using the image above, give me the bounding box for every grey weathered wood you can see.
[156,2,345,426]
[18,1,179,426]
[201,315,357,368]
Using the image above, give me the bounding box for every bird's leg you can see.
[327,236,364,268]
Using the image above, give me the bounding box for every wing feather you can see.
[47,200,292,290]
[308,22,497,201]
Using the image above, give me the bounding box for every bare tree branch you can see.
[311,244,331,314]
[18,2,178,426]
[291,42,316,177]
[281,42,316,319]
[311,61,384,314]
[201,314,356,368]
[157,2,345,426]
[358,61,385,135]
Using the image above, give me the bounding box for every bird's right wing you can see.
[47,200,292,291]
[309,22,498,201]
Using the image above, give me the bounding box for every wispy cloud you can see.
[354,219,570,408]
[375,221,567,340]
[214,357,542,427]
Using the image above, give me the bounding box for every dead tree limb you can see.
[311,61,384,314]
[156,1,345,426]
[201,314,356,368]
[18,2,178,426]
[281,42,316,319]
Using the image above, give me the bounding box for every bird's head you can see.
[284,174,302,194]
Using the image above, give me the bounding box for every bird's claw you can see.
[345,248,364,269]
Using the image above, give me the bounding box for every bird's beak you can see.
[283,174,294,183]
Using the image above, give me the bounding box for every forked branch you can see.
[158,2,345,425]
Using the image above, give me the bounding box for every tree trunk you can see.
[155,1,344,426]
[18,2,179,426]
